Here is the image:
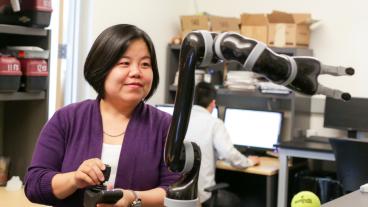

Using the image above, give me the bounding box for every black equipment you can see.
[324,97,368,138]
[83,164,124,207]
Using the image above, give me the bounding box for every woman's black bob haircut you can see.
[84,24,159,101]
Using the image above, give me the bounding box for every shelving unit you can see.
[0,24,50,179]
[166,43,313,141]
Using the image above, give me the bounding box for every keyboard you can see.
[239,148,267,157]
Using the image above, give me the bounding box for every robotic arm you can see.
[164,30,354,206]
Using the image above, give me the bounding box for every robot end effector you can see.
[199,31,354,101]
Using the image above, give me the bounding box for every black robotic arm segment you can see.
[164,31,214,203]
[213,32,354,100]
[291,56,352,100]
[213,32,291,83]
[164,31,213,173]
[165,142,201,202]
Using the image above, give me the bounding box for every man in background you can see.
[185,82,260,207]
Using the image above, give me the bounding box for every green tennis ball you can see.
[291,191,321,207]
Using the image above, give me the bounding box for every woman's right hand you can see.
[73,158,106,189]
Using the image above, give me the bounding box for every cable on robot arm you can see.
[213,32,354,100]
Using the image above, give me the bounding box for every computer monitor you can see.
[156,104,218,118]
[324,97,368,138]
[224,108,283,150]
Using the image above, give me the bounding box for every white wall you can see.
[76,0,368,104]
[75,0,194,104]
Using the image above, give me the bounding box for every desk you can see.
[322,190,368,207]
[275,141,334,207]
[216,156,279,207]
[0,187,48,206]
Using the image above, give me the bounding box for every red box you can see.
[0,56,22,92]
[20,59,48,92]
[0,0,53,28]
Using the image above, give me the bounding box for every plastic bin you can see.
[0,0,53,28]
[0,56,22,92]
[20,59,48,92]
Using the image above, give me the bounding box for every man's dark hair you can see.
[84,24,159,100]
[194,82,217,108]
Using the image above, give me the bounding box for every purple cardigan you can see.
[24,99,179,207]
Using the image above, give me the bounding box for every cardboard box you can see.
[209,16,240,33]
[240,13,268,43]
[267,11,311,47]
[180,15,209,39]
[180,15,209,31]
[292,13,312,47]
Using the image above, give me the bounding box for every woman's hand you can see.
[248,156,261,166]
[73,158,106,189]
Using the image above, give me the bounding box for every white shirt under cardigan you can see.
[185,105,255,203]
[101,143,122,186]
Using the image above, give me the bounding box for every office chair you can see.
[329,138,368,194]
[204,183,241,207]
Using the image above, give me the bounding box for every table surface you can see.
[0,187,49,207]
[322,190,368,207]
[216,156,279,176]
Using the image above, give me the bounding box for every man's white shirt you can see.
[184,105,254,203]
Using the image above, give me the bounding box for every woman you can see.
[25,24,179,207]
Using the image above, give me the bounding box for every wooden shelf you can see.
[0,91,46,101]
[0,24,47,36]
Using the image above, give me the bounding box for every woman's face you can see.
[104,39,153,105]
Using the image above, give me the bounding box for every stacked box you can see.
[209,16,240,33]
[20,59,48,92]
[5,47,49,92]
[267,11,312,48]
[0,0,53,28]
[179,15,240,39]
[179,11,313,48]
[180,15,210,39]
[240,13,269,44]
[0,56,22,92]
